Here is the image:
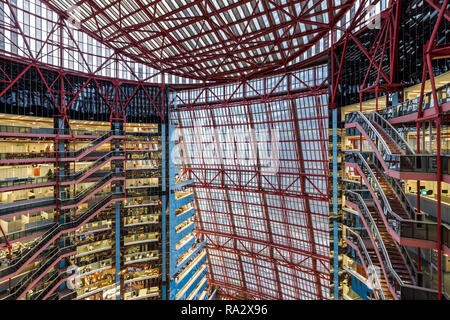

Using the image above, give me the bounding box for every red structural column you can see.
[416,0,449,300]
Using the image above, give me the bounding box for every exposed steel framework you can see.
[170,68,330,300]
[0,0,164,298]
[39,0,356,82]
[331,0,450,300]
[0,0,165,125]
[2,0,442,301]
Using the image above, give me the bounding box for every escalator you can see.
[31,268,72,300]
[345,191,415,299]
[0,132,125,218]
[345,111,424,173]
[345,191,447,300]
[60,130,125,161]
[345,152,439,247]
[59,171,123,209]
[0,163,124,221]
[343,227,389,299]
[1,244,76,300]
[0,192,124,283]
[60,150,124,185]
[0,130,124,164]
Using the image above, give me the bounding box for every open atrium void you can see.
[0,0,448,302]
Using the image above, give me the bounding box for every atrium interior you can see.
[0,0,448,301]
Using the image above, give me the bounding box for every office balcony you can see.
[378,84,450,124]
[345,110,449,182]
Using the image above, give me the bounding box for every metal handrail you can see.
[345,191,408,297]
[371,112,415,155]
[61,150,123,182]
[2,243,75,300]
[351,153,400,219]
[0,193,123,281]
[58,171,120,206]
[0,176,55,189]
[60,130,123,159]
[348,189,419,282]
[31,271,65,300]
[344,227,386,300]
[347,111,392,157]
[344,198,445,300]
[379,83,450,120]
[346,152,439,243]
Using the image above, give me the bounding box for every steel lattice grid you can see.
[171,81,329,300]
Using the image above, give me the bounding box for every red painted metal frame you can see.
[415,0,450,300]
[38,0,355,83]
[332,0,450,300]
[330,0,402,109]
[0,0,165,298]
[172,69,329,300]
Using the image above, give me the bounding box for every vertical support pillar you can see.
[111,119,124,300]
[436,116,442,300]
[332,107,339,299]
[115,201,121,300]
[161,123,168,300]
[416,122,422,275]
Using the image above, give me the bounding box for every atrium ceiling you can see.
[41,0,355,82]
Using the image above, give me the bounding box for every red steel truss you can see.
[415,0,450,300]
[170,70,330,300]
[39,0,355,82]
[0,0,165,124]
[331,0,450,300]
[330,0,401,109]
[0,0,164,294]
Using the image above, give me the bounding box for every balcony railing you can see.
[60,151,124,183]
[0,176,55,190]
[379,83,450,120]
[0,197,55,218]
[344,200,447,300]
[0,130,125,163]
[59,130,124,159]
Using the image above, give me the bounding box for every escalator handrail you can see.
[2,244,75,299]
[347,111,392,156]
[345,191,408,293]
[371,112,415,155]
[345,227,386,300]
[0,193,122,279]
[32,271,66,300]
[61,150,123,181]
[369,153,416,220]
[63,132,111,158]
